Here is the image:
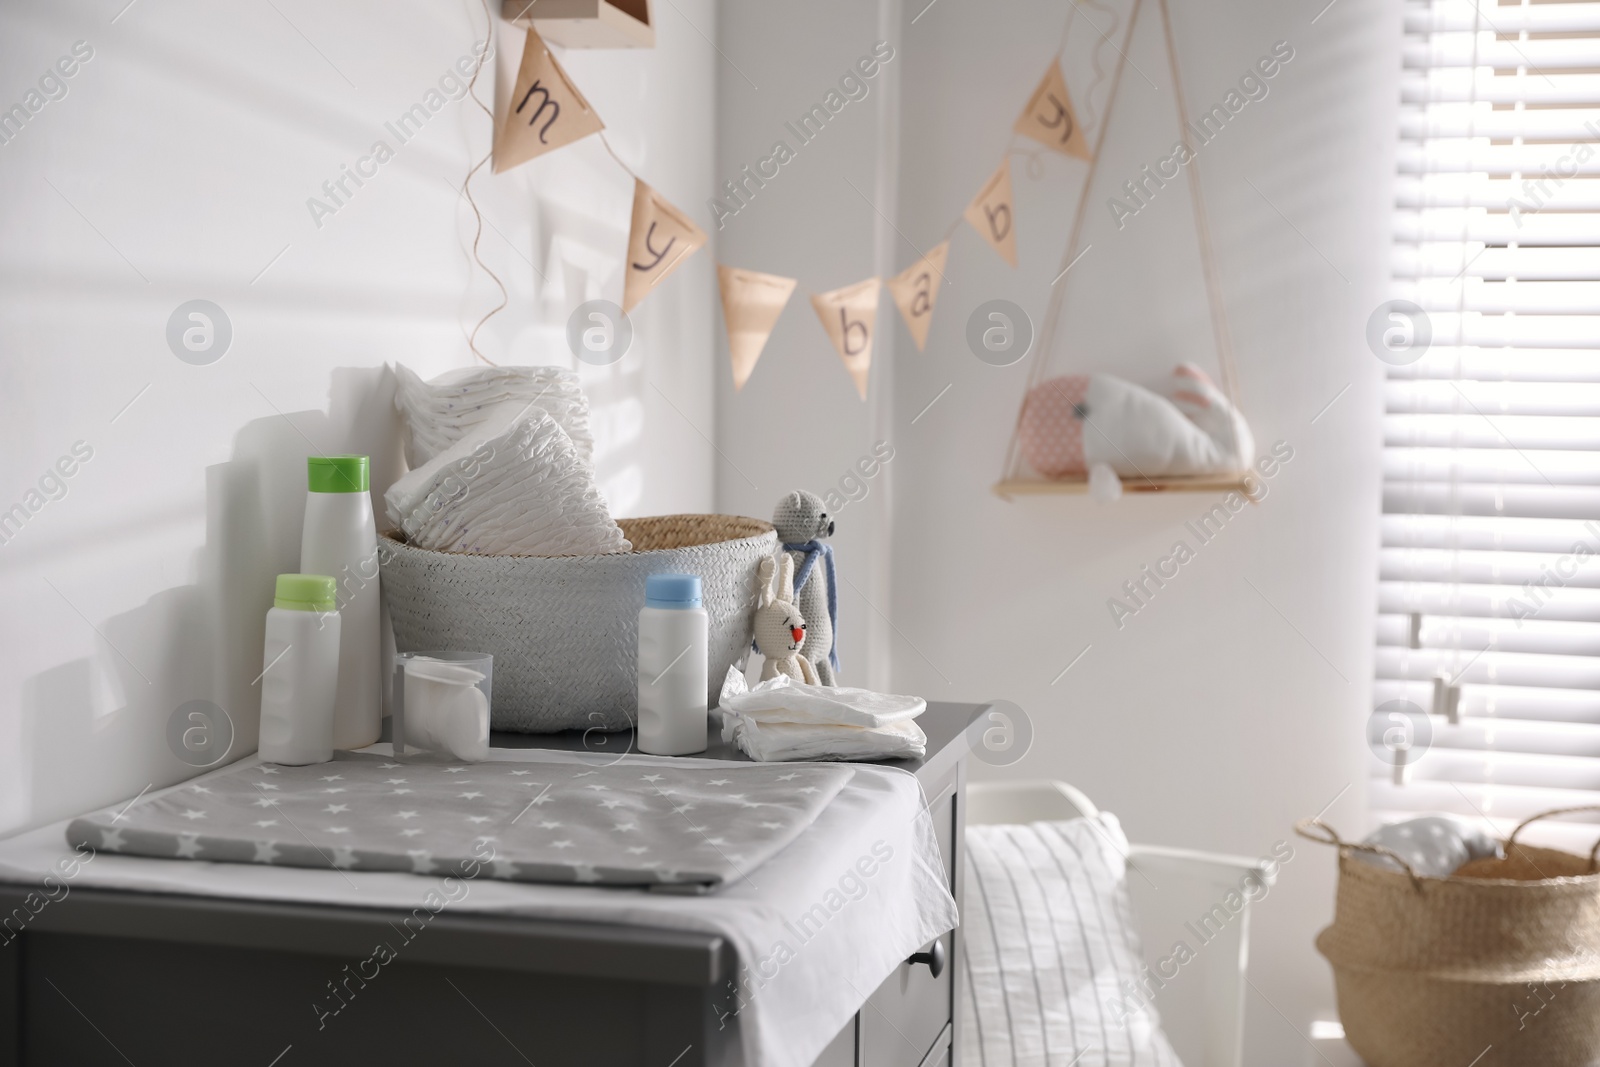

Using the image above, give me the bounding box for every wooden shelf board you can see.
[994,473,1254,500]
[503,0,655,49]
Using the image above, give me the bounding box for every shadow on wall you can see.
[19,367,402,830]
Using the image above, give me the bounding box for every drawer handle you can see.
[907,939,945,979]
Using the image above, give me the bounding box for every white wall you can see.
[718,0,1397,1063]
[0,0,717,836]
[712,0,904,688]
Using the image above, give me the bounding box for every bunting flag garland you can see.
[623,179,708,313]
[1014,60,1092,160]
[964,159,1019,268]
[886,240,950,352]
[718,265,797,391]
[811,278,883,401]
[477,7,1112,401]
[493,28,605,174]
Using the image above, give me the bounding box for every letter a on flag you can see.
[964,159,1018,267]
[493,28,605,174]
[811,277,882,401]
[624,179,707,313]
[718,265,796,391]
[887,240,949,352]
[1014,60,1091,160]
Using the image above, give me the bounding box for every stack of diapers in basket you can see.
[394,363,595,467]
[387,365,628,556]
[718,668,927,761]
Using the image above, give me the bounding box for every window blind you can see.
[1379,0,1600,850]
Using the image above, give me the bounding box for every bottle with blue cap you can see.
[637,573,709,755]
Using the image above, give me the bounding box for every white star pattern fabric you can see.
[2,749,956,1067]
[1354,816,1502,878]
[64,753,853,890]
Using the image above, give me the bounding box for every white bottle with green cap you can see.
[259,574,342,765]
[300,455,380,749]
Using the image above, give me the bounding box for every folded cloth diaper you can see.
[385,405,629,557]
[1353,815,1503,878]
[1019,362,1252,480]
[723,717,927,763]
[717,668,928,762]
[722,673,926,727]
[394,363,595,468]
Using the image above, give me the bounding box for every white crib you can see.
[967,780,1273,1067]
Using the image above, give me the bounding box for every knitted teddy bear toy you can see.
[772,490,838,686]
[752,555,816,684]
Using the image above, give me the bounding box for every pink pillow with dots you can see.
[1018,376,1090,478]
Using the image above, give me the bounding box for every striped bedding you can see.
[960,815,1184,1067]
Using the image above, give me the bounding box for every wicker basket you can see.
[1297,809,1600,1067]
[379,514,777,733]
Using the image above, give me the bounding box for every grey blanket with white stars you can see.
[65,752,853,891]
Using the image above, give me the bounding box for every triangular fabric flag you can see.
[493,28,605,174]
[964,160,1018,268]
[810,277,882,401]
[718,265,796,391]
[886,241,950,352]
[1014,60,1092,160]
[623,180,708,313]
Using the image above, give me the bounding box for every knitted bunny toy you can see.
[772,490,838,686]
[753,555,817,684]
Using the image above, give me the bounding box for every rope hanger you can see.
[1002,0,1243,487]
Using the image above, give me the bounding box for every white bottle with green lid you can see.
[300,455,380,749]
[259,574,342,766]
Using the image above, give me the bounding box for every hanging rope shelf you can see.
[993,472,1255,501]
[995,0,1253,500]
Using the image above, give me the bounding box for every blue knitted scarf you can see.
[784,540,839,673]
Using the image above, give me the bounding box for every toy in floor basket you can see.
[379,364,776,733]
[1297,808,1600,1067]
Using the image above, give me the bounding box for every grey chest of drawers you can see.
[804,702,970,1067]
[0,703,978,1067]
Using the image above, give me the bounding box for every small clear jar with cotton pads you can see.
[394,651,492,761]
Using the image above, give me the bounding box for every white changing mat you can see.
[0,747,958,1067]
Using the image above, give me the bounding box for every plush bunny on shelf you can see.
[772,490,838,686]
[753,555,817,684]
[1018,363,1254,495]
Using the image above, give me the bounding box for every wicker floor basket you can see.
[379,514,777,733]
[1297,809,1600,1067]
